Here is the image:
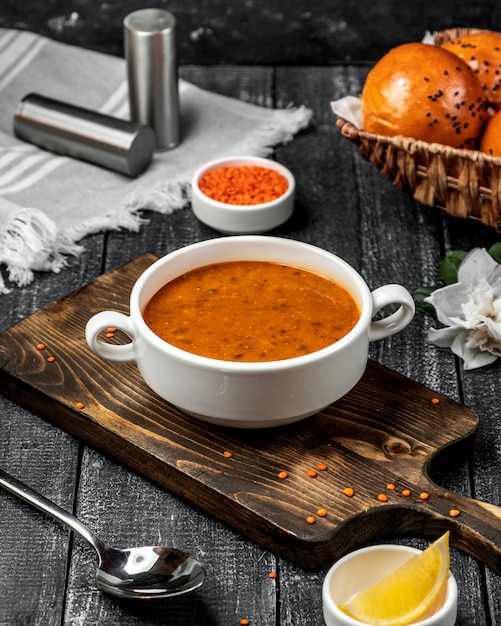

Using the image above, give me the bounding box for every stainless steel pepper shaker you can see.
[124,8,180,151]
[13,93,156,177]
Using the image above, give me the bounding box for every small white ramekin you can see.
[322,543,458,626]
[191,155,295,234]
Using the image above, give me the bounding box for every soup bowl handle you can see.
[368,284,415,342]
[86,311,136,362]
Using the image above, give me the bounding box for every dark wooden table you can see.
[1,29,501,626]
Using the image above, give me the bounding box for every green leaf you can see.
[413,286,438,318]
[488,242,501,264]
[439,250,468,285]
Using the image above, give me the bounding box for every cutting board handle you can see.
[421,487,501,575]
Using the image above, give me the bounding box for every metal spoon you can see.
[0,467,205,599]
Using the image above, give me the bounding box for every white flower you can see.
[425,248,501,370]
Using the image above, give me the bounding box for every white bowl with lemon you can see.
[322,532,457,626]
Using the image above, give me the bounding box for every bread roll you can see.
[361,42,488,149]
[441,31,501,109]
[479,109,501,156]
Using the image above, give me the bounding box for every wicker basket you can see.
[336,28,501,230]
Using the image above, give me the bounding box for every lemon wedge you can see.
[338,531,450,626]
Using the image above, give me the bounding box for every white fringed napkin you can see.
[0,28,311,294]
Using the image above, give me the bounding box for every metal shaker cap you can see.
[124,9,180,151]
[13,93,155,177]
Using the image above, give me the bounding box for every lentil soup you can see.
[142,261,360,362]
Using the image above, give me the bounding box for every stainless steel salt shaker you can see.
[124,8,180,151]
[13,93,156,177]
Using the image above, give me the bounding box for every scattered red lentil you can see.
[402,488,412,497]
[306,469,317,478]
[239,620,250,626]
[75,402,85,410]
[317,508,328,517]
[386,483,396,490]
[36,343,46,350]
[47,356,56,363]
[420,492,430,500]
[306,515,316,524]
[431,397,440,405]
[343,487,354,497]
[277,471,288,479]
[106,327,117,333]
[450,509,461,518]
[198,165,289,206]
[377,493,388,502]
[105,332,115,339]
[317,462,328,471]
[269,572,277,579]
[223,450,233,458]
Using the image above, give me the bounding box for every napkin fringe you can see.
[121,180,189,214]
[0,208,81,294]
[64,205,148,241]
[236,105,312,156]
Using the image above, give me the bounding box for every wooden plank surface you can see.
[2,252,501,572]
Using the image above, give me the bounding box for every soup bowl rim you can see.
[131,236,374,371]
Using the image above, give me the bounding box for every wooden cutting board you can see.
[1,253,501,572]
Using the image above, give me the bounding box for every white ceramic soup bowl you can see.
[85,236,415,428]
[322,543,458,626]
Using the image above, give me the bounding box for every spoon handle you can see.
[0,467,104,557]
